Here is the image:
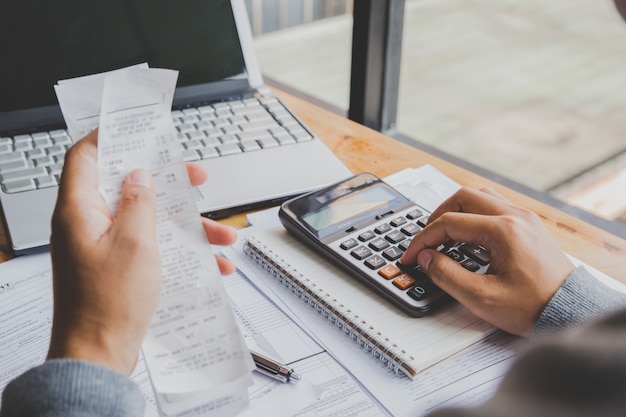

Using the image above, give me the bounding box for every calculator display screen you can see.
[302,185,401,234]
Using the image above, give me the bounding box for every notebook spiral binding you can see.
[244,237,415,378]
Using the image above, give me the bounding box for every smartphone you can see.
[278,172,490,317]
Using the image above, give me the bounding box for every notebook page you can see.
[245,226,494,378]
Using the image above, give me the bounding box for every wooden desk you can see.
[2,90,626,284]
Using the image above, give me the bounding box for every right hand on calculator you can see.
[400,187,575,337]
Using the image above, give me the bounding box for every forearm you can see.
[0,360,144,417]
[533,265,626,336]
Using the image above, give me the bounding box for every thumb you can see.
[419,249,478,301]
[111,169,157,240]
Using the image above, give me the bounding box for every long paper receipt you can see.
[56,66,253,416]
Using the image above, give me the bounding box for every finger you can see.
[201,218,238,246]
[400,212,495,265]
[429,187,514,222]
[57,130,99,206]
[185,163,208,187]
[479,186,508,201]
[110,169,157,242]
[418,249,489,308]
[216,256,236,275]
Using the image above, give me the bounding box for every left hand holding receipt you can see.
[53,66,253,416]
[48,130,238,375]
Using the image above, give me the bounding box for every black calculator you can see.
[278,172,490,317]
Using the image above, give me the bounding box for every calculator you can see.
[278,172,490,317]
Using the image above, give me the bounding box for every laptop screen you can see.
[0,0,246,114]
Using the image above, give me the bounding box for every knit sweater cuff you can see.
[1,359,145,417]
[533,265,626,337]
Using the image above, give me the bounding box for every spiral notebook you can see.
[242,226,495,379]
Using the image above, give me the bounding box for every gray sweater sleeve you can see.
[0,359,145,417]
[533,265,626,335]
[426,267,626,417]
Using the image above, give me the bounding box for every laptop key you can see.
[239,120,277,132]
[241,141,262,152]
[34,156,55,167]
[0,160,31,174]
[0,166,48,183]
[47,145,66,156]
[2,178,36,193]
[275,135,296,146]
[237,131,271,142]
[198,147,219,159]
[293,131,313,142]
[34,138,54,148]
[0,151,26,163]
[217,143,242,156]
[183,140,203,151]
[26,148,47,159]
[219,134,239,145]
[257,137,279,149]
[35,176,58,188]
[49,163,64,176]
[13,141,33,151]
[182,149,200,161]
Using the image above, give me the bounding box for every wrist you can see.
[47,321,139,375]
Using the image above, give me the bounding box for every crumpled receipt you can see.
[55,66,254,416]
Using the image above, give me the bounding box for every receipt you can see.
[54,63,149,141]
[56,67,253,416]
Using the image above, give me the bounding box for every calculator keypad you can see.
[331,206,490,314]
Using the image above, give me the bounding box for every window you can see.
[247,0,626,228]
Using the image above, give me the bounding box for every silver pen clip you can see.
[250,350,301,383]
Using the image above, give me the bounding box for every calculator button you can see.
[378,264,401,280]
[340,238,358,250]
[375,223,392,234]
[390,216,407,227]
[406,209,423,220]
[461,258,480,272]
[364,255,386,270]
[399,240,412,251]
[397,262,429,282]
[369,237,390,251]
[351,246,373,260]
[459,243,490,265]
[385,230,406,244]
[382,246,403,261]
[400,223,421,236]
[393,274,415,290]
[407,283,434,301]
[359,230,376,241]
[446,249,464,262]
[417,216,429,227]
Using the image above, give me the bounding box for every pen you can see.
[250,350,301,383]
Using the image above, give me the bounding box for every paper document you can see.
[54,63,149,141]
[56,66,253,416]
[0,251,390,417]
[230,164,626,416]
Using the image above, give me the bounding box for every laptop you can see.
[0,0,352,255]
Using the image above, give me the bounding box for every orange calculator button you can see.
[378,264,401,280]
[392,274,415,290]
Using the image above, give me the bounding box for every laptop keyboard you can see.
[0,96,313,194]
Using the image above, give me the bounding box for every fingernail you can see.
[128,169,153,189]
[418,251,432,271]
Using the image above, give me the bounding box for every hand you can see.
[400,187,575,336]
[47,130,237,375]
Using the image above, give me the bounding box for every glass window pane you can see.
[246,0,353,111]
[397,0,626,223]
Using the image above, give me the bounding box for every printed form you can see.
[0,253,388,417]
[56,67,253,416]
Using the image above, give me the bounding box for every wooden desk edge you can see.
[2,90,625,284]
[274,89,626,283]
